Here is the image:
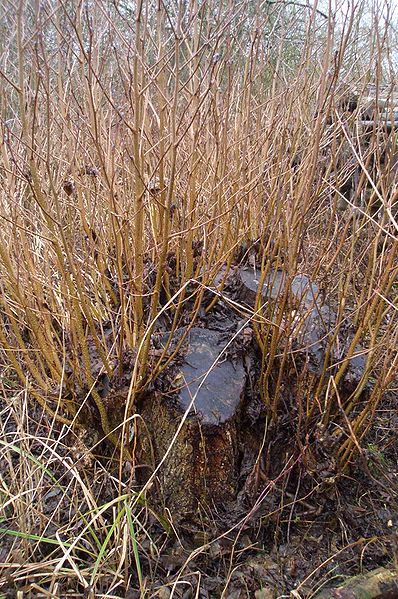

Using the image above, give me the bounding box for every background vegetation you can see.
[0,0,397,595]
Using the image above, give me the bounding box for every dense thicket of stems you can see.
[0,0,397,466]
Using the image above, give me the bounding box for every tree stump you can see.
[137,327,249,518]
[235,267,366,383]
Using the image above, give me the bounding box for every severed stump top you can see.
[174,328,246,426]
[238,267,320,307]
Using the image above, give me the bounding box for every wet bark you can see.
[134,266,367,520]
[137,327,251,518]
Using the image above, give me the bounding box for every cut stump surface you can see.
[138,327,248,517]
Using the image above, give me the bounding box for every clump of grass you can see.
[0,388,161,596]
